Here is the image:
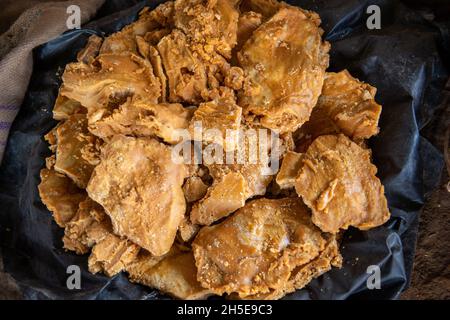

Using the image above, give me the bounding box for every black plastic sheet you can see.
[0,0,448,300]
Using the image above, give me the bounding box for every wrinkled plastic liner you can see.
[0,0,448,300]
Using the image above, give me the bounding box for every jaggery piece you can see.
[77,34,103,64]
[100,2,174,55]
[295,70,382,151]
[63,198,111,254]
[178,216,201,243]
[157,30,207,104]
[89,100,193,144]
[174,0,239,59]
[38,168,86,227]
[127,248,211,299]
[295,134,390,233]
[232,11,262,64]
[243,234,342,299]
[88,233,140,277]
[189,98,242,152]
[54,114,96,188]
[134,35,169,103]
[238,7,329,133]
[86,136,186,256]
[45,155,56,169]
[190,171,247,225]
[192,197,331,298]
[52,94,84,121]
[183,176,209,203]
[276,151,304,189]
[44,126,58,153]
[60,53,160,119]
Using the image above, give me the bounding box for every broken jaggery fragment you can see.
[54,114,97,188]
[295,70,382,152]
[178,216,201,243]
[52,94,84,121]
[157,29,207,104]
[174,0,239,59]
[60,52,160,120]
[190,127,276,225]
[127,247,211,299]
[149,45,168,102]
[238,7,329,133]
[239,0,283,20]
[87,135,186,256]
[77,34,103,64]
[276,151,304,189]
[189,98,242,152]
[44,126,58,152]
[190,171,247,225]
[295,134,390,233]
[242,234,342,299]
[192,197,333,298]
[45,155,56,169]
[38,168,86,227]
[183,176,209,203]
[232,11,262,64]
[135,37,168,103]
[63,198,111,254]
[100,2,174,55]
[89,100,193,144]
[224,66,245,90]
[88,233,140,277]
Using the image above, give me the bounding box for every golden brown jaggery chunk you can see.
[86,135,186,256]
[100,2,175,55]
[52,94,85,121]
[243,234,342,299]
[88,233,140,277]
[276,151,304,189]
[54,114,96,188]
[44,126,58,152]
[63,198,112,254]
[77,34,103,64]
[295,70,382,152]
[60,53,160,119]
[183,176,209,203]
[295,134,390,233]
[189,98,242,152]
[224,66,244,90]
[88,100,193,144]
[191,127,275,225]
[127,248,211,299]
[192,197,330,298]
[238,7,329,133]
[38,168,86,227]
[231,11,262,64]
[190,171,247,225]
[157,30,208,104]
[45,155,56,169]
[178,216,201,243]
[239,0,283,20]
[174,0,239,59]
